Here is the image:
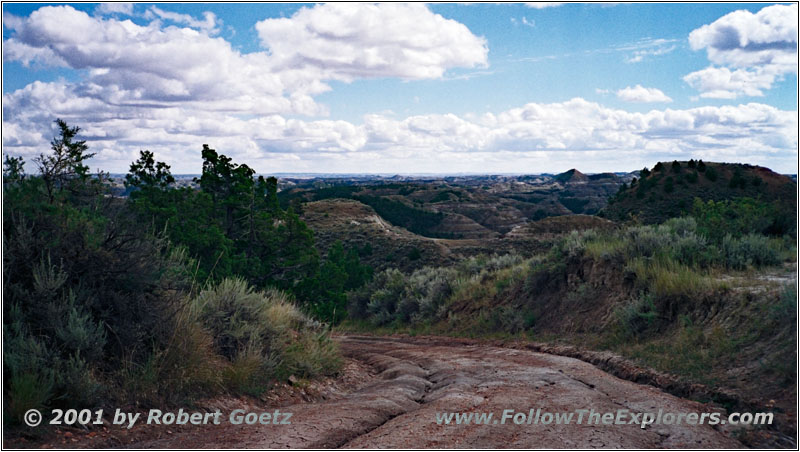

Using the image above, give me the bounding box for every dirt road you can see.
[131,335,742,448]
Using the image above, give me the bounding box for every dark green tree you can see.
[125,150,175,190]
[34,119,95,203]
[3,155,26,183]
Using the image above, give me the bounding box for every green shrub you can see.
[721,234,781,270]
[485,253,524,272]
[664,217,697,236]
[524,260,567,294]
[362,269,407,325]
[191,278,340,389]
[488,306,526,333]
[4,372,54,425]
[625,224,673,257]
[617,293,658,337]
[772,284,798,324]
[406,266,459,321]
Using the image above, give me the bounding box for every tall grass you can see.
[625,256,715,298]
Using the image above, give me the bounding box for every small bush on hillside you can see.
[363,269,408,325]
[458,255,490,276]
[617,293,658,337]
[671,233,714,268]
[350,266,461,325]
[664,217,697,236]
[721,234,781,270]
[562,230,595,257]
[484,254,524,272]
[524,260,567,294]
[192,279,339,392]
[405,267,459,321]
[487,306,527,333]
[625,225,673,257]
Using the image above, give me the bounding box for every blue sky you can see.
[2,2,798,174]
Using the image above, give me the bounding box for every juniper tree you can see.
[34,119,95,203]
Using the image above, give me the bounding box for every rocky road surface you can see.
[131,335,742,448]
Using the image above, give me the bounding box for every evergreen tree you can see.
[34,119,96,203]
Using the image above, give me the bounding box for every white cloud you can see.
[254,3,488,81]
[4,84,796,174]
[525,3,564,9]
[3,4,796,174]
[95,3,134,16]
[143,6,220,35]
[616,85,673,103]
[683,66,779,99]
[685,4,797,98]
[2,6,309,115]
[4,3,488,121]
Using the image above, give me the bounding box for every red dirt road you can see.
[129,335,742,448]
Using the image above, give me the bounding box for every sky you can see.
[2,2,798,174]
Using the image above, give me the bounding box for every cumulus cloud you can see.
[95,3,134,16]
[616,85,673,103]
[2,6,307,115]
[4,84,796,174]
[255,3,488,81]
[3,4,796,174]
[3,3,488,122]
[683,66,780,99]
[685,4,797,98]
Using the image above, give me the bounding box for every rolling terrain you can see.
[278,170,634,269]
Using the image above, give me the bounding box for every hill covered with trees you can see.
[602,160,796,230]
